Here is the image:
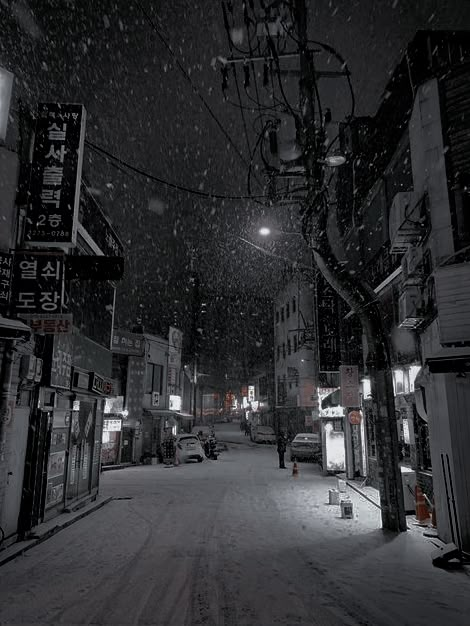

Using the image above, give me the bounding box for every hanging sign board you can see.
[24,102,86,247]
[340,365,360,408]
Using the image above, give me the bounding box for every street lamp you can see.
[258,227,303,237]
[323,154,346,167]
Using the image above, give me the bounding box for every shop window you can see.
[146,363,163,394]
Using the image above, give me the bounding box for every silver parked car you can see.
[290,433,322,462]
[176,434,205,463]
[251,425,277,444]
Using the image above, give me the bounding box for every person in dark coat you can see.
[277,432,287,469]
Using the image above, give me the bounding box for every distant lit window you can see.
[393,368,411,395]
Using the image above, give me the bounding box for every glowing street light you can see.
[258,227,303,237]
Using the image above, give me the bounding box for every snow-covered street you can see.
[0,423,469,626]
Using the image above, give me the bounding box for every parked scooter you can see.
[204,436,218,460]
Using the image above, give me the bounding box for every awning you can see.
[0,316,31,340]
[322,388,341,409]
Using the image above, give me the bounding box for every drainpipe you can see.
[0,340,16,462]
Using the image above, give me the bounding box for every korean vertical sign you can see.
[12,252,64,316]
[339,365,360,408]
[0,251,13,314]
[24,103,86,247]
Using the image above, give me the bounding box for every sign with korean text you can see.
[103,419,122,432]
[168,327,183,369]
[21,314,72,334]
[24,102,86,247]
[111,329,144,355]
[0,251,12,314]
[12,253,64,316]
[89,372,115,396]
[125,356,145,419]
[340,365,360,408]
[316,272,341,372]
[48,334,73,389]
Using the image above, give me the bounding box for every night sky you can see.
[2,0,470,380]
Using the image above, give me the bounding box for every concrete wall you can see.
[0,345,31,541]
[426,373,470,550]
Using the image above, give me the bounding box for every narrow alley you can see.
[0,424,469,626]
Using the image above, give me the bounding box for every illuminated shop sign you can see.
[24,102,86,247]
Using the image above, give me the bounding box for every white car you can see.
[252,425,276,444]
[290,433,322,462]
[176,434,205,463]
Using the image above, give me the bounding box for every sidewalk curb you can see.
[0,496,113,568]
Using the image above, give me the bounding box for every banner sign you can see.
[168,326,183,369]
[45,333,74,389]
[12,252,64,316]
[340,365,360,408]
[0,251,13,314]
[316,273,341,372]
[21,313,72,334]
[89,372,115,396]
[24,102,86,247]
[167,326,183,397]
[103,419,122,432]
[111,329,144,355]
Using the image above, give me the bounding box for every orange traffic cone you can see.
[415,486,430,525]
[292,462,299,478]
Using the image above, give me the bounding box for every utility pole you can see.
[293,0,406,531]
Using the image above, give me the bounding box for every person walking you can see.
[277,432,287,469]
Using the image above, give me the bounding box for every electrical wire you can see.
[86,140,268,201]
[134,0,264,191]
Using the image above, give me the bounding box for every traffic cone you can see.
[292,462,299,478]
[415,486,430,525]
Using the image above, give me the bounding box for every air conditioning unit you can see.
[389,191,423,254]
[434,263,470,345]
[401,246,424,284]
[398,285,425,329]
[20,355,37,381]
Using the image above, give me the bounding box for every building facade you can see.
[274,274,319,437]
[336,31,470,548]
